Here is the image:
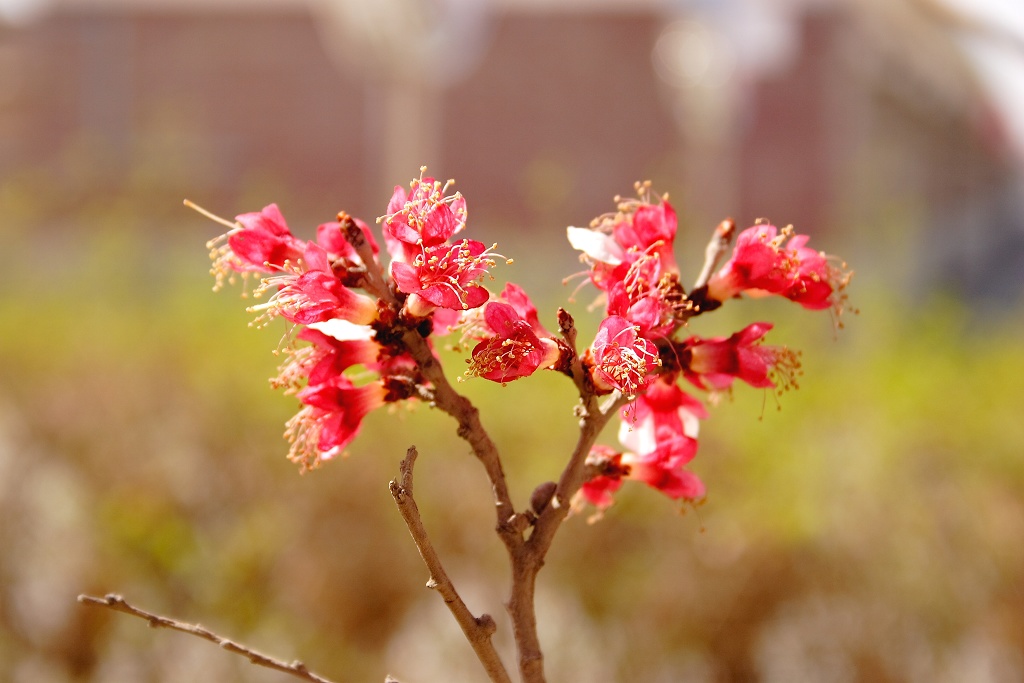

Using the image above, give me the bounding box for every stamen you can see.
[185,199,239,231]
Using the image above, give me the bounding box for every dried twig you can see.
[77,593,336,683]
[389,447,513,683]
[693,218,736,291]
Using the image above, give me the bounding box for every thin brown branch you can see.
[389,447,514,683]
[692,218,736,291]
[495,307,629,683]
[77,594,336,683]
[502,392,625,683]
[399,328,520,546]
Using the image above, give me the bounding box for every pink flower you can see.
[272,327,381,392]
[566,196,678,283]
[207,204,306,289]
[391,239,495,314]
[576,429,707,514]
[250,242,378,327]
[568,196,685,337]
[465,301,560,384]
[681,322,802,391]
[706,224,850,314]
[588,316,661,396]
[619,378,706,468]
[285,378,387,471]
[316,215,380,265]
[382,172,468,263]
[612,199,678,273]
[229,204,305,269]
[606,280,676,340]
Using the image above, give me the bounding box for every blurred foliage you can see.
[2,203,1023,683]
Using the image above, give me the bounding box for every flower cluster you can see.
[206,170,516,470]
[568,185,850,514]
[202,171,849,511]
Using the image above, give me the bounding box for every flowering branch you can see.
[77,594,336,683]
[389,447,513,683]
[157,169,852,683]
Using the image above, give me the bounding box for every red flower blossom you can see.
[207,203,306,290]
[681,322,802,391]
[285,378,387,471]
[606,279,676,340]
[249,242,378,327]
[272,326,381,392]
[612,199,678,273]
[576,379,709,511]
[618,378,706,468]
[391,239,495,314]
[576,430,706,515]
[382,172,468,263]
[706,224,850,315]
[566,198,677,293]
[568,195,684,337]
[465,301,560,384]
[588,316,661,396]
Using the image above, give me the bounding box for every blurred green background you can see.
[2,1,1024,682]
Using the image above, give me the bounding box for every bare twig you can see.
[389,447,513,683]
[692,218,736,291]
[77,594,336,683]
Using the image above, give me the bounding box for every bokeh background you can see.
[2,0,1024,681]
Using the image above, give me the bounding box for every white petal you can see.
[566,227,624,265]
[679,409,701,439]
[307,319,375,341]
[619,415,656,453]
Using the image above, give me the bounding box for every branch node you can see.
[508,513,531,534]
[476,614,498,636]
